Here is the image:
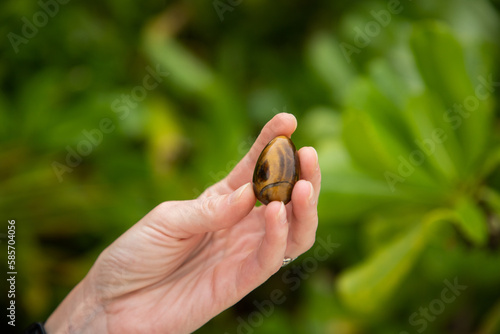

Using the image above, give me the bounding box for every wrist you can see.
[45,277,106,334]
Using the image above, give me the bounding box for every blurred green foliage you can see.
[2,0,500,333]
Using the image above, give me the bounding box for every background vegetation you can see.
[2,0,500,333]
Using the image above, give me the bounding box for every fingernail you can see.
[308,182,316,205]
[278,202,287,224]
[312,147,319,171]
[231,183,249,203]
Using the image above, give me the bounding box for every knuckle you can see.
[155,201,173,215]
[198,196,219,218]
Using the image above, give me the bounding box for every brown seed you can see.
[252,136,300,205]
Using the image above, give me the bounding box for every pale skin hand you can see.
[45,113,321,334]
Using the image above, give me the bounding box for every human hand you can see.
[45,113,321,334]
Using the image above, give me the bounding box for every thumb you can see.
[151,183,256,238]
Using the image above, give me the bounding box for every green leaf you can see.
[320,168,402,222]
[342,78,438,188]
[143,26,214,94]
[367,58,412,110]
[410,21,474,108]
[337,222,430,314]
[142,17,248,177]
[453,196,488,246]
[145,97,185,176]
[481,187,500,214]
[403,93,463,182]
[306,31,356,103]
[410,21,493,173]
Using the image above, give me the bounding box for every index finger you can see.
[208,113,298,195]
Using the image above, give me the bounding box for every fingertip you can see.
[308,181,316,205]
[264,201,284,222]
[298,147,319,175]
[226,183,256,223]
[291,180,313,206]
[269,112,298,137]
[264,201,289,236]
[231,182,255,204]
[297,147,321,200]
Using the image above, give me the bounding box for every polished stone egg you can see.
[252,135,300,205]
